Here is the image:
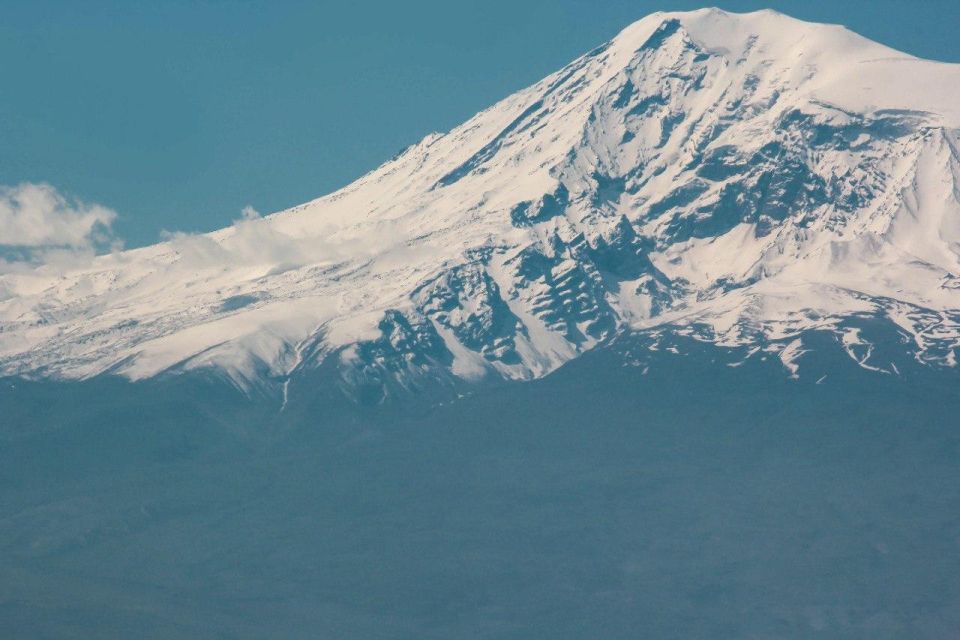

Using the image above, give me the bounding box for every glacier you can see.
[4,8,960,401]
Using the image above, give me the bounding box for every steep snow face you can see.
[3,8,960,398]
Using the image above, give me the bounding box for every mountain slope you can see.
[3,8,960,400]
[5,334,960,638]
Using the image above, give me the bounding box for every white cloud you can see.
[0,182,117,249]
[161,204,346,274]
[239,205,260,221]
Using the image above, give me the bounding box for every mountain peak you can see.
[617,6,842,49]
[614,8,960,126]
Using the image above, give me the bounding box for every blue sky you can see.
[2,0,959,248]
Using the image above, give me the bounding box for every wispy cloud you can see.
[0,182,117,249]
[0,183,121,274]
[160,204,391,275]
[161,205,315,272]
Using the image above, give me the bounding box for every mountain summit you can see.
[4,8,960,401]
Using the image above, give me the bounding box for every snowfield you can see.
[3,8,960,400]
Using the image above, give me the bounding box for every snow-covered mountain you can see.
[4,8,960,401]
